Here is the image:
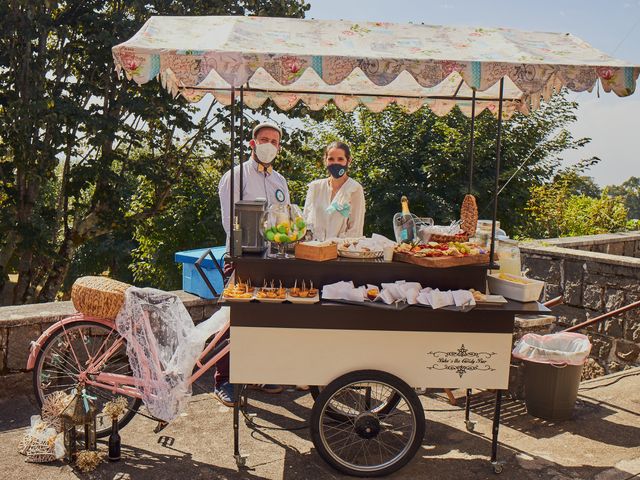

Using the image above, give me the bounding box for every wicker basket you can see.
[337,249,384,259]
[418,195,477,244]
[71,276,130,320]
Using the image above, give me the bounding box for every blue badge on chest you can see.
[275,189,285,203]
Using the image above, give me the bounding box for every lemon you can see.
[288,232,297,242]
[277,221,289,234]
[295,217,306,230]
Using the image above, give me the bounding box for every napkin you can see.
[378,281,422,305]
[417,288,476,309]
[452,289,476,307]
[428,289,455,309]
[322,281,366,301]
[321,281,354,300]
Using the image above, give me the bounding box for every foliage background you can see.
[0,3,636,304]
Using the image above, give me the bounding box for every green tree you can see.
[607,176,640,220]
[523,178,628,238]
[301,92,595,240]
[0,1,310,305]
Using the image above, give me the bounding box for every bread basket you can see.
[420,194,478,243]
[71,276,131,319]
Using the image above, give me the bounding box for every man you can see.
[215,122,289,406]
[219,122,290,239]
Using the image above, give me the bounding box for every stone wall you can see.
[537,231,640,258]
[0,291,218,398]
[520,231,640,375]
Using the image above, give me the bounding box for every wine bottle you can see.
[393,195,417,243]
[108,418,121,461]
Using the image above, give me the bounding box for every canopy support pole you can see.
[467,89,477,194]
[229,87,236,256]
[239,86,245,200]
[488,79,504,269]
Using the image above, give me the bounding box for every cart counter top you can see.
[232,253,490,292]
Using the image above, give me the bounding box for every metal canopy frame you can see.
[228,79,507,268]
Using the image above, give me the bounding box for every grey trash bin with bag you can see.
[512,332,591,421]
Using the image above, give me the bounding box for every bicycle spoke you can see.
[35,321,139,438]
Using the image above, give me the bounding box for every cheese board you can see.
[392,251,490,268]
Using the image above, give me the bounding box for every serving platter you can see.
[392,251,490,268]
[338,249,384,259]
[286,293,320,304]
[221,294,255,302]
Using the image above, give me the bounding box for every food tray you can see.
[323,298,409,310]
[487,273,544,302]
[221,294,254,302]
[475,294,508,306]
[338,249,384,259]
[255,296,287,303]
[393,251,490,268]
[286,293,320,304]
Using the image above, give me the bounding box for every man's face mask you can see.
[254,142,278,164]
[327,163,347,179]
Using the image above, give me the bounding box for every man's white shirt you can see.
[218,159,290,237]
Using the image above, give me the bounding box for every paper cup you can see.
[383,245,395,262]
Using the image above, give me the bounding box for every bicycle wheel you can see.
[310,370,425,477]
[33,320,142,437]
[309,385,402,422]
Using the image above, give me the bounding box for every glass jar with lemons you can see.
[260,204,307,258]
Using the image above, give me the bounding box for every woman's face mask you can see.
[254,142,278,164]
[326,147,350,179]
[327,163,347,179]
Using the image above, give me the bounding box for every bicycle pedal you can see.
[154,421,169,433]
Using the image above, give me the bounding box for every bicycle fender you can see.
[26,313,116,370]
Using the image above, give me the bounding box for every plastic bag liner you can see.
[115,287,229,422]
[512,332,591,366]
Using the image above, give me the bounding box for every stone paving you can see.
[0,369,638,480]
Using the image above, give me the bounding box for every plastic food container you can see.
[487,273,544,302]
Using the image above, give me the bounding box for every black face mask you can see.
[328,163,347,179]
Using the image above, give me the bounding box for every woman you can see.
[304,141,365,240]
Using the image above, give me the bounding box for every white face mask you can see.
[254,142,278,164]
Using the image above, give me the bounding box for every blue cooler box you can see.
[175,246,226,299]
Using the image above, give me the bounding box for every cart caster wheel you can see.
[492,462,504,474]
[235,454,248,467]
[465,420,476,432]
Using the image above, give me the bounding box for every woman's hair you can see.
[324,141,351,160]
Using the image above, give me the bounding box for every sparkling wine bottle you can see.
[393,195,417,243]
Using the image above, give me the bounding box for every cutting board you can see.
[392,251,490,268]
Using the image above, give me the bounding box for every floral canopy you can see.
[112,15,639,117]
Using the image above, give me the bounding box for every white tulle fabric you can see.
[115,287,228,422]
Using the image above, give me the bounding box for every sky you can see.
[303,0,640,186]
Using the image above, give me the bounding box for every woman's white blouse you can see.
[303,177,366,240]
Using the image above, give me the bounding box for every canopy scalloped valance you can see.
[113,16,639,116]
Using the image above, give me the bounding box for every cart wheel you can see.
[310,370,425,477]
[309,385,402,422]
[492,462,504,474]
[465,420,476,432]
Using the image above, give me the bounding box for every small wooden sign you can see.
[393,251,490,269]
